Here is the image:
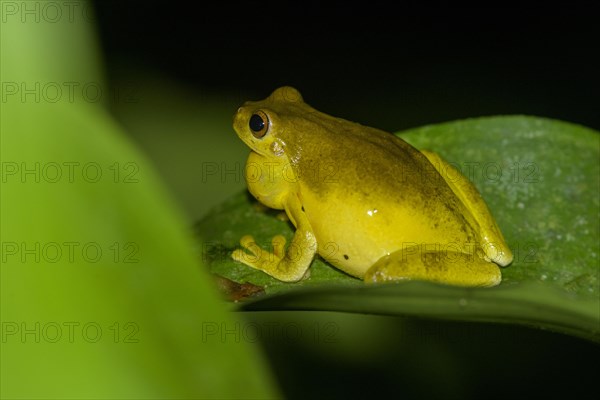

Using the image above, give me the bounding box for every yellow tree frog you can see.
[231,87,513,287]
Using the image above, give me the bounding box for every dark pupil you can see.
[249,114,265,132]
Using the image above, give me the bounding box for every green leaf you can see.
[1,2,277,398]
[196,116,600,341]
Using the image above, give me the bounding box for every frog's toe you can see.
[231,248,245,263]
[231,248,259,267]
[271,235,287,259]
[232,235,262,268]
[240,235,257,249]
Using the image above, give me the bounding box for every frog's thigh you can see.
[421,150,513,266]
[364,247,501,287]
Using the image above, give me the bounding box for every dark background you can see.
[89,4,599,398]
[93,2,599,131]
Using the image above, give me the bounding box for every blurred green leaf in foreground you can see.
[0,1,278,398]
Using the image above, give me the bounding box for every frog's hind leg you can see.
[364,247,501,287]
[420,150,513,266]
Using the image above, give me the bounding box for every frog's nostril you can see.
[237,107,244,114]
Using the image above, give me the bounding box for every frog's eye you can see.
[249,111,269,138]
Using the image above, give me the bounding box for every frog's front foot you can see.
[232,235,312,282]
[232,235,285,269]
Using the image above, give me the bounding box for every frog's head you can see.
[233,87,305,159]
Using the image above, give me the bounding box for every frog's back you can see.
[284,108,457,212]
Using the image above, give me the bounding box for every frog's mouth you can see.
[234,128,272,158]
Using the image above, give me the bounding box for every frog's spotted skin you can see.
[231,87,513,287]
